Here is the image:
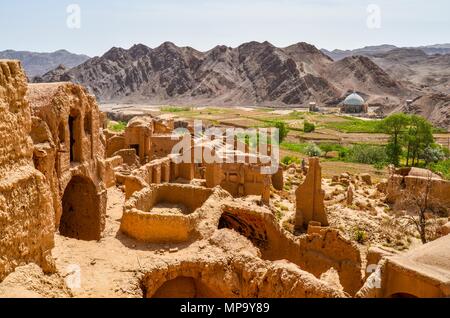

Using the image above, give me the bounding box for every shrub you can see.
[305,143,322,157]
[373,161,387,172]
[160,106,192,113]
[347,144,388,165]
[429,159,450,180]
[319,143,349,158]
[354,228,367,244]
[303,121,315,133]
[422,145,446,165]
[108,121,127,132]
[282,156,300,165]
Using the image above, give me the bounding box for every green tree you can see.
[303,121,316,133]
[379,113,410,166]
[270,120,290,143]
[405,115,434,166]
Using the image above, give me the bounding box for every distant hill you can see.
[0,49,90,78]
[36,41,408,107]
[321,44,450,61]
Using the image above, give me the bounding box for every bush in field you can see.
[282,156,300,165]
[305,143,322,157]
[422,145,446,165]
[160,106,192,112]
[303,121,315,133]
[429,159,450,180]
[348,144,388,165]
[319,143,349,159]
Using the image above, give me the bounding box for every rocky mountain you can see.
[0,49,90,78]
[321,44,450,61]
[385,93,450,130]
[37,41,408,107]
[370,48,450,94]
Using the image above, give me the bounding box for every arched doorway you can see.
[60,176,100,240]
[151,276,223,298]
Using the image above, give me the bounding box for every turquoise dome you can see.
[343,93,365,106]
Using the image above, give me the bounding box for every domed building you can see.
[341,92,368,114]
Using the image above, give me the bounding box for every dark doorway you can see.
[60,176,100,240]
[130,144,140,156]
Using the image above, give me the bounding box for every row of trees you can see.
[380,113,446,167]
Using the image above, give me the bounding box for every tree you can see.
[405,115,434,166]
[270,120,289,143]
[303,121,316,133]
[379,113,410,166]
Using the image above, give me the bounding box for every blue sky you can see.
[0,0,449,56]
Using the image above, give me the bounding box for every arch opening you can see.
[60,176,100,241]
[150,276,224,298]
[218,211,268,250]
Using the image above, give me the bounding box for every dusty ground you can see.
[52,187,208,298]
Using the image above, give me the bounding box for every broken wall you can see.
[0,60,55,281]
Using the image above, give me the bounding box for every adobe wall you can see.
[357,235,450,298]
[106,134,126,158]
[205,162,272,197]
[124,117,153,163]
[150,135,181,160]
[121,184,216,243]
[0,60,55,281]
[100,155,123,188]
[27,82,107,238]
[386,174,450,214]
[142,231,347,298]
[218,203,363,295]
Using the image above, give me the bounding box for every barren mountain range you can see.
[33,41,412,107]
[321,43,450,60]
[6,41,448,129]
[0,49,90,78]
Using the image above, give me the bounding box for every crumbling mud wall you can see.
[142,231,347,298]
[121,184,218,243]
[26,82,107,240]
[0,60,55,281]
[387,173,450,214]
[357,235,450,298]
[205,162,272,197]
[218,203,363,295]
[124,117,153,164]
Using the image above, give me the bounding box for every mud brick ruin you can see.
[0,60,449,298]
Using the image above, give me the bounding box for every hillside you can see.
[37,41,408,107]
[0,49,90,77]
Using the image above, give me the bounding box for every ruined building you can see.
[26,83,107,241]
[0,60,55,281]
[0,60,448,299]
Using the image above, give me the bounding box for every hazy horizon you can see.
[1,0,449,56]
